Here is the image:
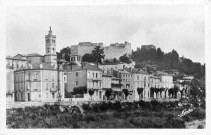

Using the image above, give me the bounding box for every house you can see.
[128,68,150,100]
[66,63,103,101]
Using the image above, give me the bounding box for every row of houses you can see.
[6,27,175,104]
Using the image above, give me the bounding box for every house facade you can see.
[66,64,103,101]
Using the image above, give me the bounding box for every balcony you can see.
[111,83,122,87]
[87,85,101,90]
[87,77,102,81]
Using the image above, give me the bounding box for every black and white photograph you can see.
[1,0,211,134]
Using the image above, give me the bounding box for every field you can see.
[6,100,205,128]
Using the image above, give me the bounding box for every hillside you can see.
[131,47,205,80]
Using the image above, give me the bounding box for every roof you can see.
[155,71,172,77]
[84,64,103,72]
[100,61,125,65]
[126,68,149,75]
[27,53,43,57]
[149,75,160,79]
[102,74,113,77]
[118,69,131,74]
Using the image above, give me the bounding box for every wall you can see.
[103,42,131,59]
[102,76,111,89]
[67,70,87,93]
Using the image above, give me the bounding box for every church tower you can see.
[44,27,57,66]
[45,27,56,55]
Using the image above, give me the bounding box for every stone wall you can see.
[70,41,131,60]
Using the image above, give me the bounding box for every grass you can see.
[6,101,206,128]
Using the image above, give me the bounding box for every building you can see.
[70,42,103,56]
[66,63,103,101]
[6,54,27,70]
[129,68,150,100]
[13,27,67,103]
[98,61,135,75]
[111,77,122,100]
[149,76,162,99]
[14,67,66,102]
[103,41,131,59]
[102,74,112,100]
[141,44,156,50]
[6,66,15,103]
[70,41,131,60]
[113,69,134,100]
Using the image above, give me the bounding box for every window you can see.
[46,39,50,43]
[52,93,55,98]
[52,40,55,43]
[52,83,55,88]
[46,83,48,90]
[76,72,78,76]
[137,75,139,80]
[92,73,94,78]
[96,73,98,78]
[76,81,78,85]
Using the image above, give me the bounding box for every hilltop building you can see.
[141,44,156,50]
[70,41,131,61]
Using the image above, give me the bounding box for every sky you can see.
[6,5,205,63]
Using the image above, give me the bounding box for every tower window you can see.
[46,39,50,43]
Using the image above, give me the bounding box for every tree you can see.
[88,89,95,101]
[65,89,73,101]
[154,88,160,99]
[59,47,71,62]
[82,53,95,63]
[119,55,132,64]
[122,89,129,100]
[150,87,155,99]
[105,89,112,100]
[159,88,165,98]
[92,46,105,64]
[73,87,87,95]
[137,88,144,100]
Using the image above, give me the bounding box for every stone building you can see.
[70,41,131,60]
[141,44,156,50]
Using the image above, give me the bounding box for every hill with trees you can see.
[131,47,205,79]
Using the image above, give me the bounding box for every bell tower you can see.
[44,27,57,66]
[45,27,56,55]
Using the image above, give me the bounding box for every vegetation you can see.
[7,100,205,128]
[122,89,129,100]
[132,47,205,79]
[105,89,112,100]
[137,88,144,100]
[88,89,94,101]
[82,46,105,64]
[119,54,132,64]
